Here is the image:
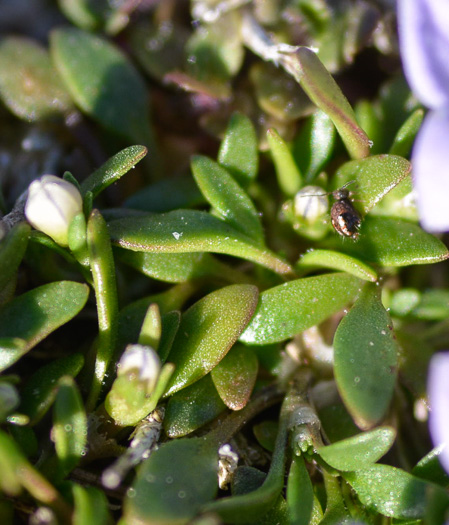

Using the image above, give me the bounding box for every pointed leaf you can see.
[164,285,259,396]
[211,344,258,410]
[80,145,147,198]
[0,281,89,358]
[0,36,72,121]
[267,128,302,196]
[191,155,264,245]
[389,109,424,157]
[218,112,258,187]
[284,47,370,159]
[317,426,396,471]
[334,285,398,429]
[124,438,218,525]
[50,27,154,146]
[333,154,412,214]
[286,456,314,525]
[108,210,293,276]
[330,216,449,266]
[240,273,361,345]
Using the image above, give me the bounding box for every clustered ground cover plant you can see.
[0,0,449,523]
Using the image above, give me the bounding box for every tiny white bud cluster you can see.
[118,344,161,395]
[24,175,83,246]
[294,185,329,223]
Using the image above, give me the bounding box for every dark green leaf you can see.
[124,438,218,525]
[218,112,258,187]
[0,223,30,305]
[240,273,361,345]
[334,284,398,429]
[164,284,259,396]
[108,210,293,276]
[317,426,396,471]
[138,303,161,350]
[333,154,412,214]
[164,374,226,437]
[344,465,449,519]
[80,145,147,198]
[191,155,264,245]
[50,27,154,146]
[329,216,449,267]
[286,456,314,525]
[389,109,425,157]
[211,344,258,410]
[296,249,377,282]
[253,421,278,452]
[0,281,89,370]
[71,483,112,525]
[0,37,72,121]
[19,354,85,425]
[53,376,87,477]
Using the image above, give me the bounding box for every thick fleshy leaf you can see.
[267,128,302,196]
[344,465,449,519]
[389,109,424,157]
[164,375,226,437]
[0,37,72,121]
[191,155,264,245]
[53,376,87,477]
[240,273,361,345]
[86,210,119,410]
[283,47,371,159]
[293,109,336,182]
[218,112,258,188]
[253,421,278,453]
[329,216,449,266]
[50,27,154,146]
[286,456,314,525]
[80,145,147,198]
[296,249,377,282]
[317,427,396,471]
[138,303,161,349]
[334,285,398,429]
[211,344,258,410]
[0,223,30,305]
[108,210,293,276]
[413,446,449,487]
[0,281,89,368]
[71,483,112,525]
[19,354,85,425]
[124,437,218,525]
[163,285,259,396]
[332,154,411,214]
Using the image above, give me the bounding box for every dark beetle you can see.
[330,185,361,239]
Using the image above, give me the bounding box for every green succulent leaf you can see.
[0,223,30,305]
[211,344,258,410]
[163,284,259,396]
[330,216,449,266]
[284,47,371,159]
[344,465,449,519]
[334,284,398,429]
[191,155,264,246]
[19,354,85,425]
[296,249,378,282]
[240,273,361,345]
[317,426,396,471]
[389,109,425,157]
[332,154,411,214]
[108,210,293,276]
[286,456,314,525]
[0,36,73,121]
[80,145,147,198]
[218,112,259,188]
[70,483,112,525]
[0,281,89,371]
[124,437,218,525]
[267,128,302,196]
[50,27,154,147]
[53,376,87,478]
[164,374,226,437]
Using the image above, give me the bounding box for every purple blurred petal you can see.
[412,108,449,231]
[397,0,449,109]
[428,352,449,473]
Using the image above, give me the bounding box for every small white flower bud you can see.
[294,185,329,223]
[24,175,83,247]
[118,344,161,395]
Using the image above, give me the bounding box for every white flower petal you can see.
[398,0,449,109]
[411,108,449,232]
[428,352,449,473]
